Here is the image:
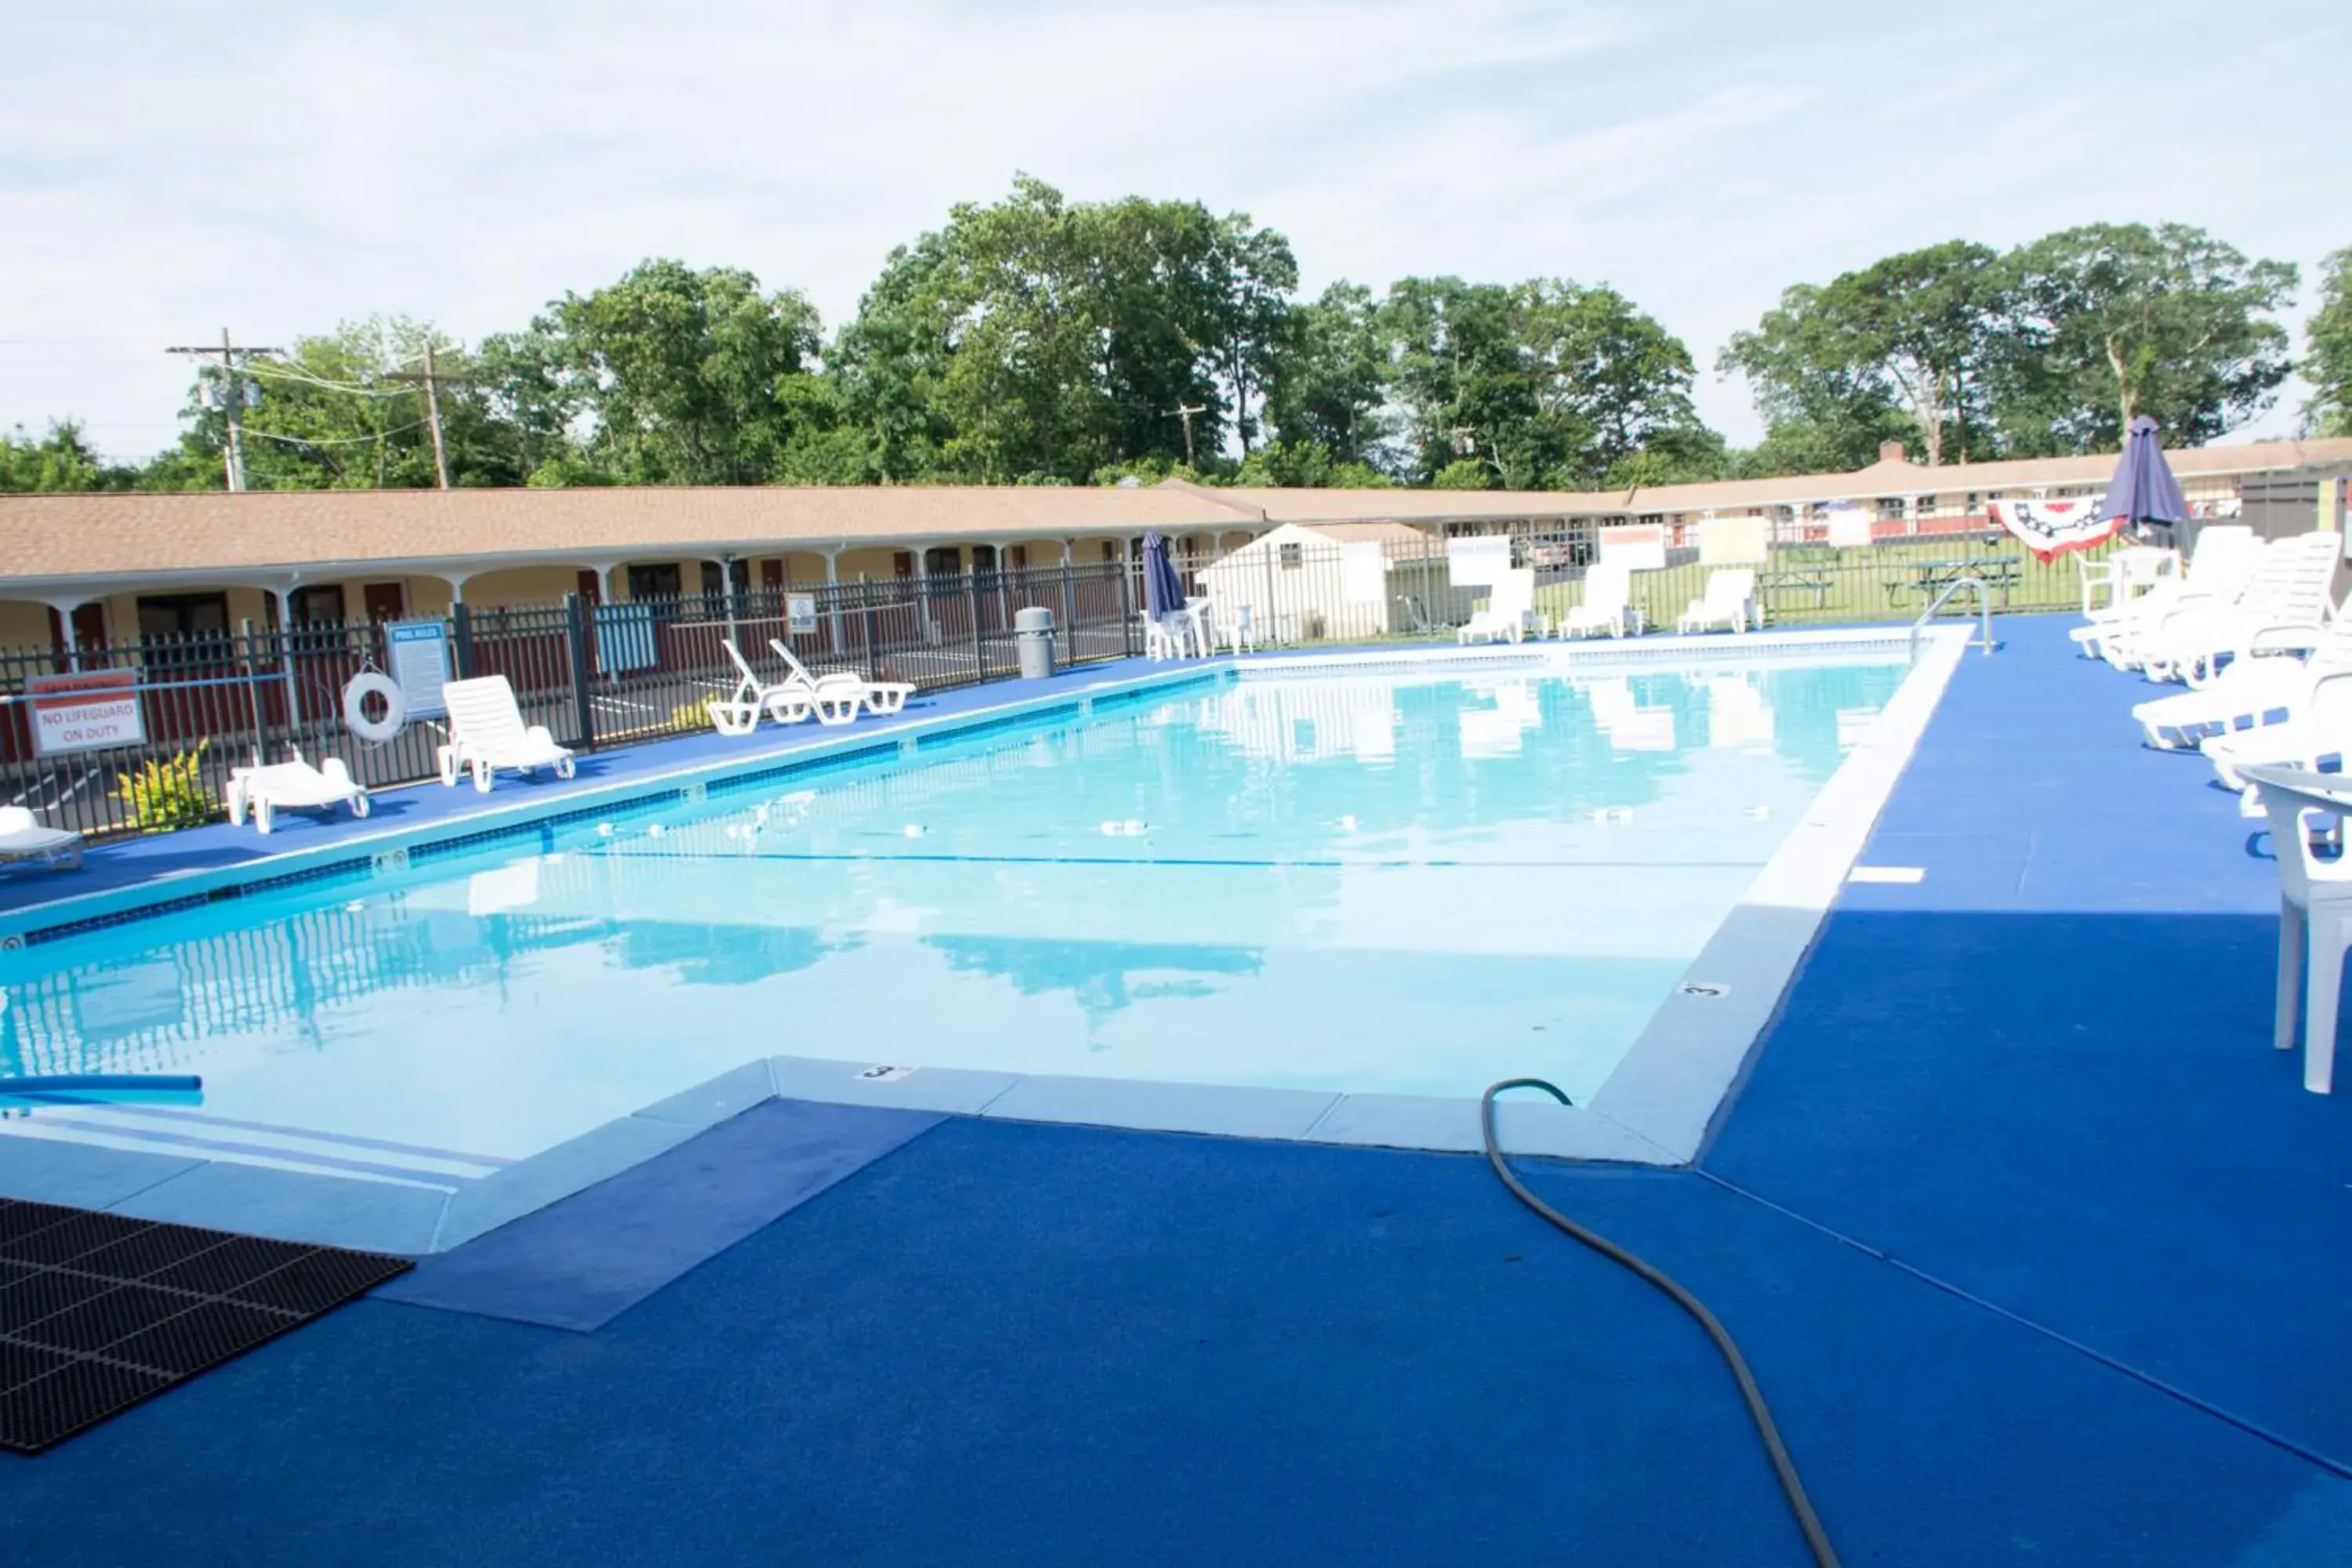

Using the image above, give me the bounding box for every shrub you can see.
[117,741,215,831]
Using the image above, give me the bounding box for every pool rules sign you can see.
[28,670,144,757]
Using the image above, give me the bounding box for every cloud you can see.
[1,0,2343,459]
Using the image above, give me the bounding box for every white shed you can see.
[1199,522,1449,642]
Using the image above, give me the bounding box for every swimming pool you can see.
[0,633,1965,1237]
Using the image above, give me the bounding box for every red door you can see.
[362,583,406,622]
[760,559,784,590]
[575,569,603,604]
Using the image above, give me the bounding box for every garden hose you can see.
[1480,1078,1838,1567]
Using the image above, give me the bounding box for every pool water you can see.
[0,659,1906,1183]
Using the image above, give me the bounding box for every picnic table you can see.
[1886,554,2021,609]
[1759,546,1840,618]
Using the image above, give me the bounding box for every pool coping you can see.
[1,624,1972,1252]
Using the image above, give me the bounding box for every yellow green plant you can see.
[669,696,717,731]
[116,741,215,832]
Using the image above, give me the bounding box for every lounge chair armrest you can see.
[320,757,354,788]
[524,724,560,748]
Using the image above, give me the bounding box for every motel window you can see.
[924,546,964,578]
[136,592,234,666]
[893,551,915,579]
[627,563,683,601]
[1279,543,1303,571]
[971,544,998,575]
[1876,497,1906,520]
[289,585,347,625]
[1965,492,1981,510]
[1007,544,1029,571]
[1100,541,1117,564]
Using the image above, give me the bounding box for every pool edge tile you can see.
[433,1113,706,1253]
[767,1056,1025,1117]
[109,1160,449,1255]
[0,1134,205,1210]
[633,1062,782,1129]
[975,1076,1341,1142]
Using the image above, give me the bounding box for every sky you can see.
[2,0,2344,463]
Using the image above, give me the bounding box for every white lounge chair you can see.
[2240,762,2352,1092]
[1457,570,1534,644]
[2072,527,2259,668]
[436,674,577,792]
[227,747,368,834]
[1557,563,1632,640]
[2138,532,2339,688]
[0,805,81,871]
[1678,569,1755,635]
[712,641,816,735]
[1215,601,1259,655]
[768,640,914,722]
[2134,608,2352,750]
[2204,670,2352,799]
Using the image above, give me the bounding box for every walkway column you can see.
[42,596,88,672]
[266,583,304,733]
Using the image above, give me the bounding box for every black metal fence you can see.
[1163,524,2107,648]
[0,563,1138,840]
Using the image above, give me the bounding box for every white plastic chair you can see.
[1220,603,1259,655]
[2073,526,2259,668]
[227,746,369,833]
[712,640,816,735]
[0,805,82,871]
[2136,604,2352,750]
[2137,532,2338,687]
[1457,570,1534,644]
[1558,563,1631,640]
[1678,569,1756,635]
[2077,545,2177,617]
[437,675,577,792]
[768,639,913,720]
[2241,763,2352,1092]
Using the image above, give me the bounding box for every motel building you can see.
[0,435,2347,659]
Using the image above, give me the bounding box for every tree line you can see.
[5,177,2347,496]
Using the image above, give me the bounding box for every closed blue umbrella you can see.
[2106,415,2190,543]
[1142,531,1187,618]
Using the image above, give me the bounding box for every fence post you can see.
[1118,553,1135,656]
[564,592,597,752]
[1060,557,1075,662]
[966,572,984,681]
[451,601,476,679]
[239,619,268,769]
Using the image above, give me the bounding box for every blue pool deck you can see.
[5,615,2352,1564]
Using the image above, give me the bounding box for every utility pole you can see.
[167,328,282,492]
[384,341,472,489]
[1169,403,1207,469]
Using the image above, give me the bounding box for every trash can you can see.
[1014,605,1056,680]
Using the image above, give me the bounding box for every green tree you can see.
[1264,281,1391,470]
[2303,247,2352,437]
[525,260,826,484]
[1721,281,1927,474]
[1999,223,2296,452]
[834,178,1301,484]
[0,420,133,492]
[1377,275,1714,489]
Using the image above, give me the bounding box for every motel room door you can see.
[361,583,407,623]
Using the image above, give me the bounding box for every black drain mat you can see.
[0,1199,412,1454]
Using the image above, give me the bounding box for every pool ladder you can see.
[1910,575,1996,662]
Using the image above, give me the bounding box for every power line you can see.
[165,329,281,492]
[241,418,430,448]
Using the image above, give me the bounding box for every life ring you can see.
[343,670,408,744]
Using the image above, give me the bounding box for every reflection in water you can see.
[927,934,1265,1037]
[1588,677,1676,751]
[1706,676,1776,749]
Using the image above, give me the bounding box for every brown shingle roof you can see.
[0,485,1242,587]
[3,434,2346,591]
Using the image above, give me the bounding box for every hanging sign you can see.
[386,619,452,717]
[28,670,143,757]
[1446,535,1512,586]
[787,593,818,634]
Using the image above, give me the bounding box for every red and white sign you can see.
[1987,495,2118,564]
[28,670,144,757]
